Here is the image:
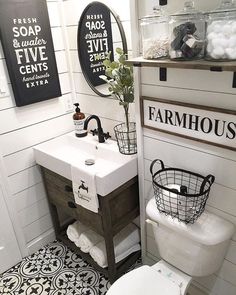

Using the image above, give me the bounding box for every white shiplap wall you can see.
[0,0,74,256]
[63,0,135,138]
[135,1,236,295]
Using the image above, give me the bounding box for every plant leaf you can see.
[116,47,123,55]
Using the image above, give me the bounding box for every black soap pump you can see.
[73,103,87,137]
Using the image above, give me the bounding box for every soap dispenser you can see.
[73,103,87,137]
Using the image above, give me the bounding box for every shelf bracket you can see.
[159,0,168,5]
[210,66,222,72]
[233,72,236,88]
[160,67,167,81]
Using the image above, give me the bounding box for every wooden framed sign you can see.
[0,0,61,107]
[141,97,236,151]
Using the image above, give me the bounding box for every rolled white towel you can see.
[75,229,103,253]
[90,223,140,268]
[66,221,89,242]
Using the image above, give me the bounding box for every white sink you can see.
[34,132,138,196]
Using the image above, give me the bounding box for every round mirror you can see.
[77,1,128,97]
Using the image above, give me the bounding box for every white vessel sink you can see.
[34,132,138,196]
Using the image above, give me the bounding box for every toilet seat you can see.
[107,265,181,295]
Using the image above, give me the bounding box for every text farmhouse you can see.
[148,106,235,139]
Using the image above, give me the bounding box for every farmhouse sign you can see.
[0,0,61,107]
[142,97,236,151]
[78,2,114,87]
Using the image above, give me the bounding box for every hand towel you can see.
[75,229,103,253]
[89,223,140,268]
[71,161,99,213]
[66,221,89,242]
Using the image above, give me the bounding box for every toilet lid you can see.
[107,266,180,295]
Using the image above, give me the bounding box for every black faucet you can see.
[84,115,110,143]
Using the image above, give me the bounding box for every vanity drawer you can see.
[43,168,74,200]
[46,182,104,235]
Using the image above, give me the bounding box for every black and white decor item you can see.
[0,0,61,107]
[78,1,114,88]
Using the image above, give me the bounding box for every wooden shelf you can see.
[126,56,236,72]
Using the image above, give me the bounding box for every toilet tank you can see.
[146,198,235,277]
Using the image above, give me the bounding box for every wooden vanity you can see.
[41,167,140,283]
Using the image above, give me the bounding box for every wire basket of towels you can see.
[150,159,215,224]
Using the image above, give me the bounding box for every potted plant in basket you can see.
[100,48,137,155]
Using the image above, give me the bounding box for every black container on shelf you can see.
[150,159,215,224]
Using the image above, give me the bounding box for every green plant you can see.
[99,48,134,129]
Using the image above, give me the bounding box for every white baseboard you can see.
[27,228,56,256]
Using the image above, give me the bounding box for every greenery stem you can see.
[124,104,131,152]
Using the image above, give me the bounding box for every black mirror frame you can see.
[77,1,128,97]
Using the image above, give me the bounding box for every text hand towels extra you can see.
[71,161,99,213]
[75,229,103,253]
[90,223,140,268]
[66,221,89,242]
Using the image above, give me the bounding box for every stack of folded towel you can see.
[66,221,141,268]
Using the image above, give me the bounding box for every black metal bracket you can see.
[160,67,167,81]
[233,72,236,88]
[133,63,141,67]
[159,0,167,5]
[210,66,223,72]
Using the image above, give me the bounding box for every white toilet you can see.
[107,197,235,295]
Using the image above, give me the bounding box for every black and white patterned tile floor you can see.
[0,240,141,295]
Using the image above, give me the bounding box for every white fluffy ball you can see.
[225,48,236,59]
[229,35,236,47]
[223,25,232,36]
[212,38,224,48]
[207,32,217,40]
[207,23,215,34]
[212,23,222,33]
[231,22,236,34]
[212,47,225,59]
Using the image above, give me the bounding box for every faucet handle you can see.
[90,129,98,136]
[104,132,111,140]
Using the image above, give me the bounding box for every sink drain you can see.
[85,159,95,166]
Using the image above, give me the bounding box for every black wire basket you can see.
[114,122,137,155]
[150,159,215,224]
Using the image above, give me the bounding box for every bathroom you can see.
[0,0,236,294]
